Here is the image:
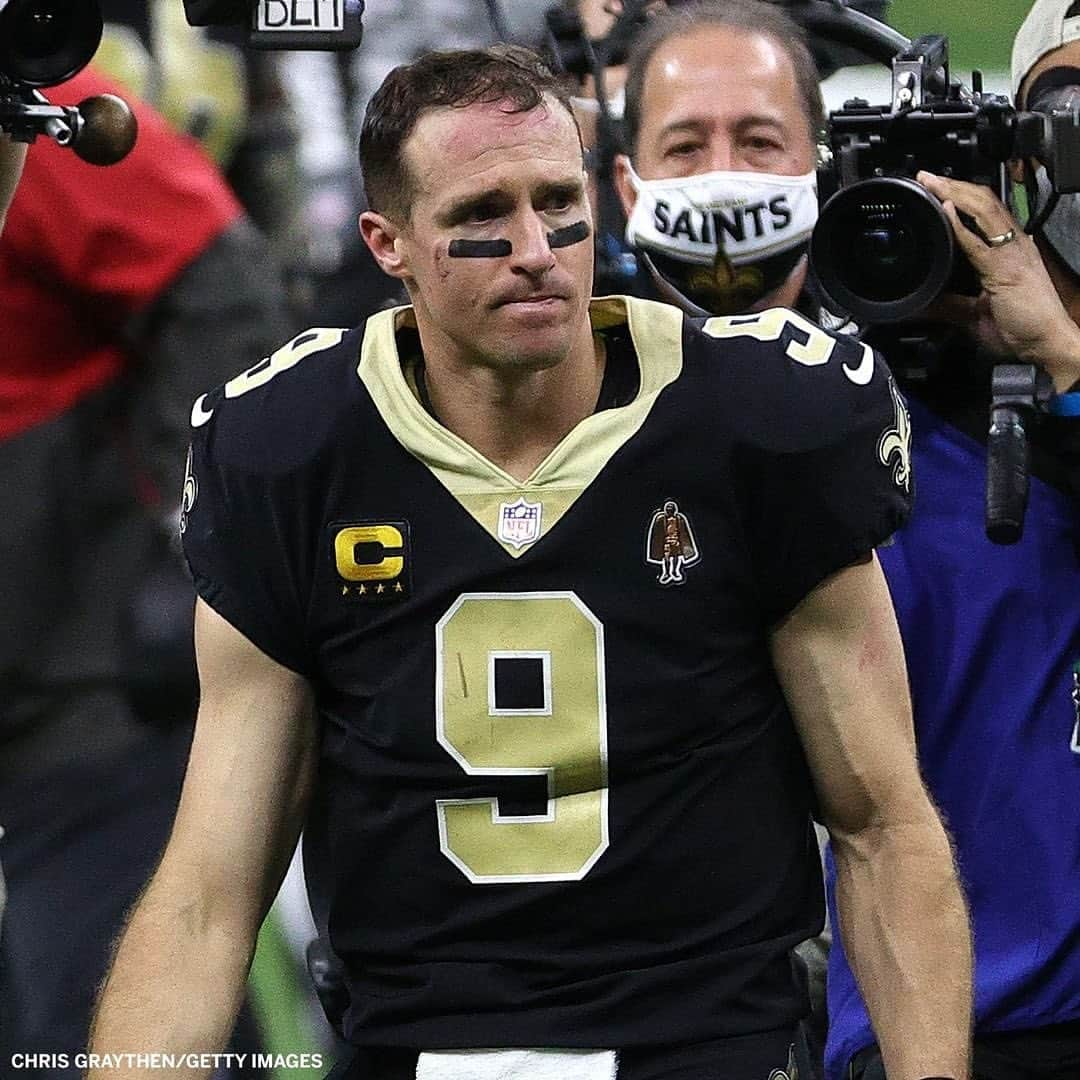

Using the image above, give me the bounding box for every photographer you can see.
[612,1,825,316]
[614,2,1079,1079]
[826,4,1080,1078]
[1003,0,1080,401]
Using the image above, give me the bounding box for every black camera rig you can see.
[806,31,1080,544]
[0,0,136,165]
[545,0,901,84]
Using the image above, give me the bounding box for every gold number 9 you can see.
[704,308,837,367]
[435,592,610,884]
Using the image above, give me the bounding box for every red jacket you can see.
[0,66,241,440]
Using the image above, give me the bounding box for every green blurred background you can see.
[889,0,1035,74]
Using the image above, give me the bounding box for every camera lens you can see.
[811,177,955,323]
[0,0,103,88]
[853,218,923,300]
[13,5,65,59]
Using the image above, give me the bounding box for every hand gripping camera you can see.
[810,33,1080,325]
[0,0,137,164]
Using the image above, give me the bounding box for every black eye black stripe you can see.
[548,220,591,248]
[448,238,513,258]
[447,221,591,259]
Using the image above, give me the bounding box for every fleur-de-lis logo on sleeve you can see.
[877,379,912,493]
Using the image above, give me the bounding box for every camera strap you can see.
[1025,66,1080,110]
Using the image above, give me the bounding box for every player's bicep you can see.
[162,598,317,933]
[768,554,927,838]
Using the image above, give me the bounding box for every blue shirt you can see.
[825,396,1080,1079]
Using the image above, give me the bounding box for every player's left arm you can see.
[0,132,27,234]
[770,553,972,1080]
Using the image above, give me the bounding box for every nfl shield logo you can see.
[498,497,543,550]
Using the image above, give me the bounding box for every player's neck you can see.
[420,330,606,482]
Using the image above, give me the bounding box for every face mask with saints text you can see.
[623,161,819,268]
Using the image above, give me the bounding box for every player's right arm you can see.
[771,555,971,1080]
[87,598,317,1079]
[703,311,967,1074]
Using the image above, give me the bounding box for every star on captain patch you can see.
[645,500,700,586]
[497,497,542,550]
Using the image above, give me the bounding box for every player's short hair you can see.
[360,45,582,221]
[622,0,825,156]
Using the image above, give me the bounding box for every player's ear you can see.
[613,154,638,221]
[360,210,410,279]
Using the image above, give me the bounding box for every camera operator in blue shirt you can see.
[825,1,1080,1076]
[614,2,1080,1078]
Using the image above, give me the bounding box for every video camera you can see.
[182,0,365,50]
[0,0,136,164]
[808,32,1080,544]
[811,32,1080,324]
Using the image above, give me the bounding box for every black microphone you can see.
[986,401,1029,544]
[985,364,1052,544]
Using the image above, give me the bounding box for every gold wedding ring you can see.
[984,228,1016,248]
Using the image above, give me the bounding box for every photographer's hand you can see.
[0,132,27,234]
[917,170,1080,393]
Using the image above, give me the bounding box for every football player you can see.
[90,44,970,1080]
[828,0,1080,1076]
[613,3,1080,1079]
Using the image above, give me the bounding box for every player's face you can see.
[621,26,815,185]
[391,97,594,374]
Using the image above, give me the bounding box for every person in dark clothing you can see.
[0,64,293,1078]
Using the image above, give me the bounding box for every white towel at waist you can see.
[415,1049,618,1080]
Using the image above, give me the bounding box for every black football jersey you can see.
[181,296,911,1049]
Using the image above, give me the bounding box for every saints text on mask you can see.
[651,196,793,246]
